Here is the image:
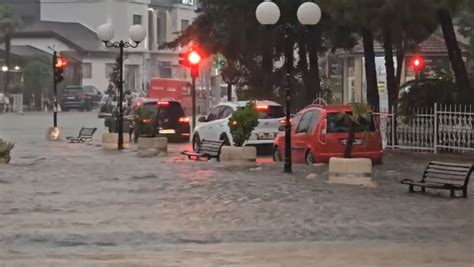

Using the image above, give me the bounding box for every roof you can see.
[342,34,468,56]
[16,21,105,52]
[0,45,49,57]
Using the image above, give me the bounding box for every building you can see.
[1,0,199,95]
[326,34,469,110]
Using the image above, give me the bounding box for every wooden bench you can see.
[181,139,225,161]
[401,161,473,198]
[66,127,97,144]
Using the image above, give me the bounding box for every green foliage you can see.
[0,6,22,37]
[0,138,14,163]
[6,82,22,94]
[23,56,52,92]
[133,106,157,138]
[398,78,462,119]
[228,102,259,147]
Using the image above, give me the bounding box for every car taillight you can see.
[279,119,286,125]
[318,119,327,144]
[231,120,238,127]
[158,101,169,106]
[143,119,152,124]
[256,105,268,111]
[179,117,190,123]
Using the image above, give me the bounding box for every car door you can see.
[199,106,222,141]
[216,106,234,140]
[292,111,315,163]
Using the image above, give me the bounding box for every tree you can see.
[436,0,472,101]
[458,0,474,80]
[22,56,52,107]
[0,6,22,95]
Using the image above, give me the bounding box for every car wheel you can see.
[192,134,201,152]
[273,147,282,162]
[305,151,315,165]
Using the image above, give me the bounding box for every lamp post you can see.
[97,23,146,150]
[256,1,321,173]
[1,66,7,95]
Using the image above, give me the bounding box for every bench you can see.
[181,139,225,161]
[401,161,473,198]
[66,127,97,144]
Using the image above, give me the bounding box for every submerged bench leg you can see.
[409,185,414,193]
[421,187,426,193]
[463,188,467,198]
[450,189,455,198]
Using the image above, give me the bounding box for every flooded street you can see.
[0,111,473,266]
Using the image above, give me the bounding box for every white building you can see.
[37,0,198,92]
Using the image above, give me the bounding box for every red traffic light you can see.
[188,51,201,65]
[409,54,425,72]
[55,57,68,69]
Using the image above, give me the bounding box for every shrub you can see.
[228,101,259,147]
[0,139,14,164]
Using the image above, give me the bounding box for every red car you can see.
[273,104,383,164]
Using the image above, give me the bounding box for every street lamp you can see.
[256,1,321,173]
[1,66,7,72]
[97,23,146,150]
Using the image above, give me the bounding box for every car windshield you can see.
[327,112,375,133]
[256,105,284,119]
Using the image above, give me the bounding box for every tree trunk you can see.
[395,43,405,92]
[438,8,473,102]
[262,26,274,100]
[5,33,11,94]
[383,27,397,109]
[344,119,356,158]
[308,28,321,103]
[362,28,380,109]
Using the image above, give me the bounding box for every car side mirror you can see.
[198,116,207,123]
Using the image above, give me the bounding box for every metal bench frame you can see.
[66,127,97,144]
[181,139,225,161]
[401,161,473,198]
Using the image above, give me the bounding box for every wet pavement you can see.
[0,111,473,266]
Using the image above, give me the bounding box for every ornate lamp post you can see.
[97,23,146,150]
[256,1,321,173]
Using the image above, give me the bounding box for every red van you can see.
[273,104,383,164]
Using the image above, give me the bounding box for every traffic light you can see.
[178,49,203,78]
[409,54,425,75]
[54,55,68,84]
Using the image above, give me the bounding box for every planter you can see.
[102,133,130,150]
[220,146,257,167]
[46,127,64,141]
[137,137,167,158]
[328,157,374,187]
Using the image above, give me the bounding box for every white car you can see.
[192,100,285,150]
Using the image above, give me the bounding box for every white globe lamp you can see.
[129,25,146,43]
[297,2,322,25]
[97,24,114,42]
[256,1,280,25]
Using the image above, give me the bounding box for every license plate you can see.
[342,139,363,145]
[67,97,75,99]
[257,133,275,140]
[159,129,176,134]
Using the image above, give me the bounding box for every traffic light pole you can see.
[117,43,124,150]
[191,68,197,132]
[53,51,58,128]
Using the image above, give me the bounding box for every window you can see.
[156,17,163,46]
[256,105,284,119]
[296,111,314,133]
[181,19,189,31]
[207,106,222,122]
[133,15,142,25]
[308,110,321,133]
[158,61,172,78]
[105,63,114,78]
[181,0,195,5]
[219,107,233,119]
[327,112,375,133]
[82,63,92,79]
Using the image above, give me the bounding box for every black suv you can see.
[132,99,190,142]
[62,85,102,111]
